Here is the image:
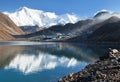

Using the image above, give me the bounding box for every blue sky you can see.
[0,0,120,17]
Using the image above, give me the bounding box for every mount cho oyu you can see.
[4,7,80,33]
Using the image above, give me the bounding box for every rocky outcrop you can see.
[59,48,120,82]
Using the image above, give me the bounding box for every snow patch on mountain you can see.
[4,7,80,28]
[94,10,120,20]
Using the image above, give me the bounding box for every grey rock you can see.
[58,48,120,82]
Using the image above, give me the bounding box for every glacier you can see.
[4,7,80,28]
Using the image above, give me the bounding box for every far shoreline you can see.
[1,40,120,45]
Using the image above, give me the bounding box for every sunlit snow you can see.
[4,7,80,28]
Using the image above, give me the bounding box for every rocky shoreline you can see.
[59,48,120,82]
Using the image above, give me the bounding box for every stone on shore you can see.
[59,48,120,82]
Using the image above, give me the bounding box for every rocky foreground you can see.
[59,48,120,82]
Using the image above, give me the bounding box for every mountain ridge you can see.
[2,8,120,42]
[4,7,80,29]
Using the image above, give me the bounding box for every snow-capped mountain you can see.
[4,7,79,28]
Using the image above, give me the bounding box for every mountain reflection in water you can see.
[0,42,119,82]
[5,53,80,74]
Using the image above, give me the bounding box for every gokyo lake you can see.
[0,41,119,82]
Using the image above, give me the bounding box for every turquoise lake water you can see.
[0,42,119,82]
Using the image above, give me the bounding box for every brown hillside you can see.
[0,13,25,40]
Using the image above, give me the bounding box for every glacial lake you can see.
[0,41,119,82]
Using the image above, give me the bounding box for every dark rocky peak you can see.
[94,10,111,18]
[16,7,30,13]
[17,7,29,11]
